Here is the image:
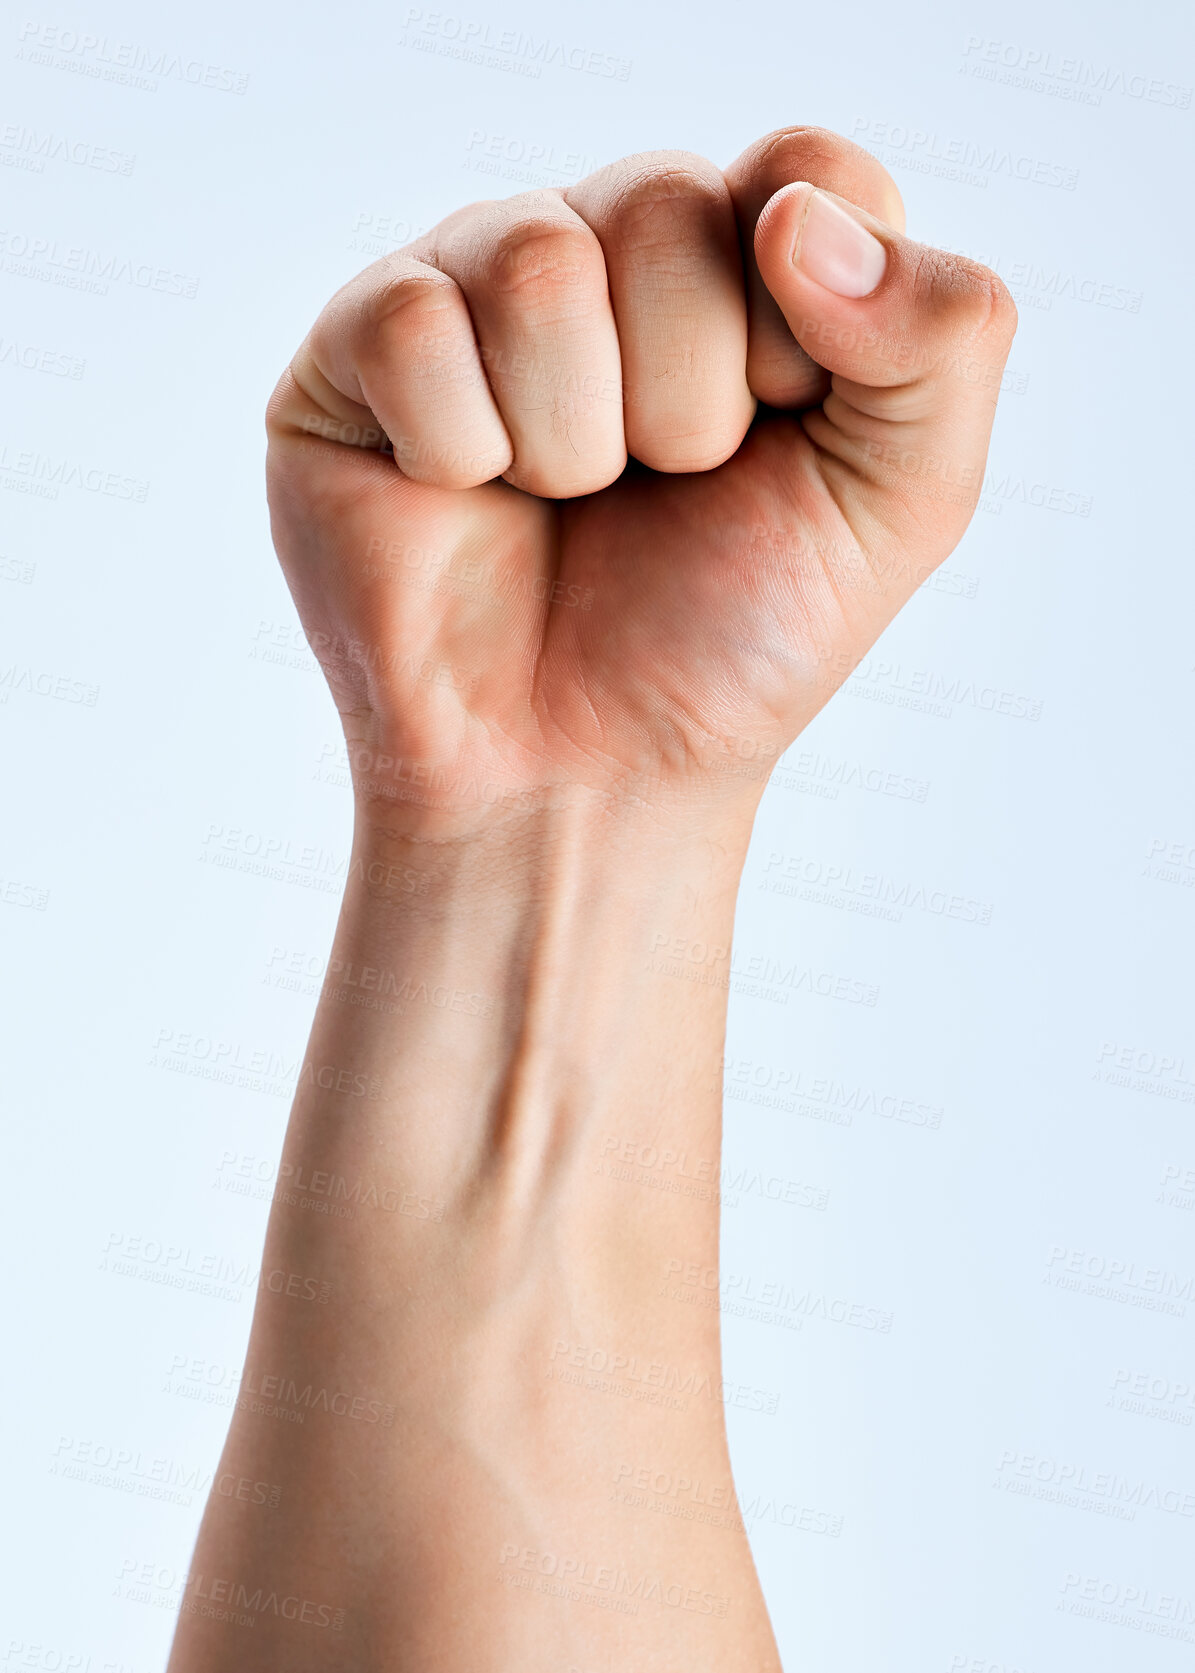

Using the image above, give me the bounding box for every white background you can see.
[2,0,1193,1667]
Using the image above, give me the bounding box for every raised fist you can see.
[266,125,1015,829]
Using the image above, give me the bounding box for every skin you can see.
[167,126,1015,1670]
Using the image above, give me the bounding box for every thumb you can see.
[753,181,1018,551]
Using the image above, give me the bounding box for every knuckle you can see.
[746,341,828,411]
[601,154,729,251]
[265,366,304,439]
[366,267,461,348]
[742,126,903,227]
[979,268,1018,340]
[508,459,621,500]
[419,197,495,247]
[941,255,1018,343]
[481,215,598,300]
[632,425,743,474]
[398,448,501,490]
[755,124,862,180]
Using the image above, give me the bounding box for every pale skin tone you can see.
[167,126,1015,1669]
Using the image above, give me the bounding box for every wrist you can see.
[345,781,755,937]
[343,712,772,849]
[282,788,748,1308]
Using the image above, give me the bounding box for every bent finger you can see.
[723,126,905,409]
[271,253,513,490]
[753,182,1017,543]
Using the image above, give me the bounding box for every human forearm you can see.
[169,793,780,1670]
[171,119,1015,1671]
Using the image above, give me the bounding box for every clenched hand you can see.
[266,125,1015,829]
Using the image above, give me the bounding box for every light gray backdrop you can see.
[2,0,1192,1667]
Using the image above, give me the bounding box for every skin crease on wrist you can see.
[167,125,1015,1671]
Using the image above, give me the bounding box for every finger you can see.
[272,253,514,490]
[565,152,754,473]
[428,191,626,499]
[723,126,905,409]
[753,181,1017,551]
